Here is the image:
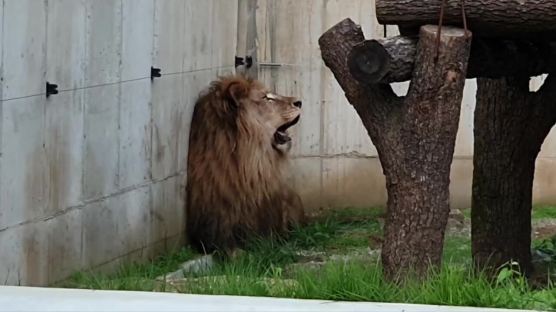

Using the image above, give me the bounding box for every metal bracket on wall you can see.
[46,82,58,97]
[151,67,162,80]
[235,56,253,68]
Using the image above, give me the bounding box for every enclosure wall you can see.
[0,0,237,286]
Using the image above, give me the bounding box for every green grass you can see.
[461,208,471,219]
[443,236,472,266]
[460,205,556,220]
[61,248,195,291]
[533,206,556,220]
[289,207,383,251]
[62,207,556,311]
[171,255,555,311]
[291,263,555,310]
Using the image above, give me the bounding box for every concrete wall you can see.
[238,0,556,213]
[0,0,237,286]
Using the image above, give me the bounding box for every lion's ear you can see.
[224,80,249,106]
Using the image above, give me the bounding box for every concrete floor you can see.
[0,286,538,312]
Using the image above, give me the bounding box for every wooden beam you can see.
[349,37,556,84]
[376,0,556,40]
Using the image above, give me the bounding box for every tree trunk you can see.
[319,19,471,280]
[472,75,556,276]
[349,37,556,84]
[376,0,556,40]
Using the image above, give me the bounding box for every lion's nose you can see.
[293,101,302,108]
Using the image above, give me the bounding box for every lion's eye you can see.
[264,93,278,101]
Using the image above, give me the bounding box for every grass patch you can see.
[62,207,556,311]
[461,208,471,219]
[289,207,383,251]
[291,262,555,310]
[443,236,472,266]
[460,205,556,220]
[533,206,556,220]
[172,259,555,311]
[61,248,195,291]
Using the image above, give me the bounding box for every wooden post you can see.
[319,19,471,280]
[472,75,556,277]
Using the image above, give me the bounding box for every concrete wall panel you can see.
[2,1,46,99]
[539,125,556,157]
[119,80,151,188]
[85,0,122,86]
[288,158,323,214]
[82,187,150,268]
[454,80,476,157]
[44,91,84,213]
[46,0,87,90]
[322,69,376,156]
[450,159,474,210]
[149,176,185,246]
[210,0,238,69]
[153,0,185,74]
[83,85,119,199]
[321,158,387,209]
[0,97,47,230]
[151,75,183,180]
[534,158,556,205]
[183,0,212,72]
[0,226,25,285]
[44,209,83,284]
[121,0,154,81]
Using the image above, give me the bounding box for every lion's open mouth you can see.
[273,115,300,145]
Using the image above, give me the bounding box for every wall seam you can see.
[0,170,186,234]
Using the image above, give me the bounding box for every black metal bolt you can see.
[235,56,253,69]
[151,66,162,80]
[46,82,58,97]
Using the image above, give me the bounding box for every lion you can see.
[185,75,305,257]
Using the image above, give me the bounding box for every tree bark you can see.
[319,19,471,280]
[376,0,556,40]
[472,75,556,276]
[349,37,556,84]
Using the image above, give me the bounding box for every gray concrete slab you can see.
[148,176,184,245]
[46,0,87,90]
[81,187,150,268]
[121,0,154,81]
[119,80,151,188]
[44,90,84,213]
[2,0,46,99]
[151,75,183,180]
[83,84,119,199]
[153,0,185,74]
[85,0,122,86]
[0,96,47,230]
[0,286,538,312]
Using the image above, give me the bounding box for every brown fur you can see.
[186,75,305,255]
